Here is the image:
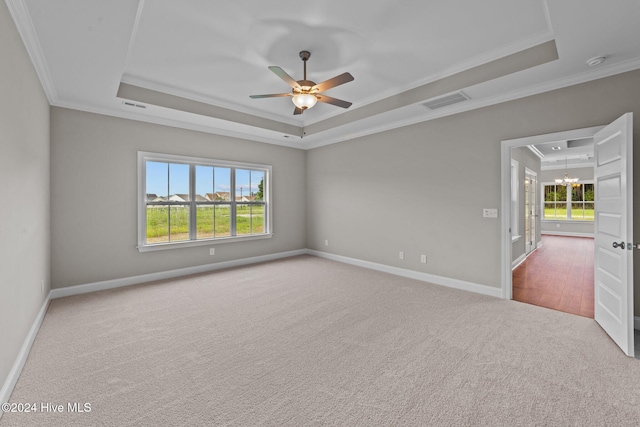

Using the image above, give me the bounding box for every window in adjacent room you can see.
[138,152,271,251]
[543,182,594,221]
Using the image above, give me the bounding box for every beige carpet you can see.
[3,255,640,426]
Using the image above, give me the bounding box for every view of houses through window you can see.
[142,154,268,246]
[543,182,594,221]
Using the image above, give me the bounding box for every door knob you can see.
[612,241,626,249]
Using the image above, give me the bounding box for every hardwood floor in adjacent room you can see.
[513,234,594,318]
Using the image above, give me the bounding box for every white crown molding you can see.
[302,56,640,150]
[527,145,544,159]
[120,74,302,128]
[541,162,594,171]
[5,0,57,103]
[53,98,306,150]
[57,48,640,152]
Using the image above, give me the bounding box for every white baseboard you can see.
[512,253,527,270]
[541,231,594,238]
[0,293,51,407]
[307,250,502,298]
[50,249,307,299]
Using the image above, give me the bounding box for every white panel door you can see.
[594,113,633,356]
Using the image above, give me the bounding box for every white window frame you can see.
[137,151,272,252]
[541,180,594,222]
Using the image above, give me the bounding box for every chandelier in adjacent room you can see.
[555,157,579,186]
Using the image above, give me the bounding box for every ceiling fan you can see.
[250,50,354,115]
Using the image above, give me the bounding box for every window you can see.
[543,182,593,221]
[138,152,271,251]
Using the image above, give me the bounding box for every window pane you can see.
[213,168,231,201]
[571,202,585,220]
[169,163,190,202]
[235,204,265,235]
[572,202,594,221]
[544,202,567,220]
[545,184,567,201]
[236,169,251,202]
[196,205,231,239]
[584,202,594,220]
[544,203,554,220]
[146,206,168,243]
[237,204,250,235]
[196,205,214,239]
[584,183,594,202]
[252,204,265,233]
[146,161,168,201]
[215,205,231,237]
[196,165,214,201]
[169,205,190,241]
[572,184,584,202]
[252,170,265,201]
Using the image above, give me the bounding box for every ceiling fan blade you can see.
[316,94,352,109]
[269,66,301,89]
[293,107,304,115]
[249,93,292,99]
[312,72,354,92]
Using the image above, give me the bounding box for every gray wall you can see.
[539,166,594,235]
[0,1,50,394]
[307,69,640,296]
[50,108,307,288]
[511,147,542,263]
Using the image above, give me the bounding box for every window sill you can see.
[137,233,272,252]
[512,235,521,243]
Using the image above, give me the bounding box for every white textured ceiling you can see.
[9,0,640,148]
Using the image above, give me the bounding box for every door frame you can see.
[500,125,604,299]
[524,167,537,255]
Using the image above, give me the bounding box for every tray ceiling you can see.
[8,0,640,148]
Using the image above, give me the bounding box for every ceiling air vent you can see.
[421,91,469,110]
[123,101,147,109]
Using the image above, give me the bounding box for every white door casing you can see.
[594,113,634,357]
[525,169,537,254]
[501,125,605,300]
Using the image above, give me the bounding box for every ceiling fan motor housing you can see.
[250,49,354,115]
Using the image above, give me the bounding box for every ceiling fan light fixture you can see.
[292,93,317,110]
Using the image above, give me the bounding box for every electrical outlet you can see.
[399,251,404,260]
[209,248,215,256]
[421,255,427,264]
[325,240,329,246]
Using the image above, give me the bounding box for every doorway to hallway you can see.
[512,235,594,318]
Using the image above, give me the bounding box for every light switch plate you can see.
[483,208,498,218]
